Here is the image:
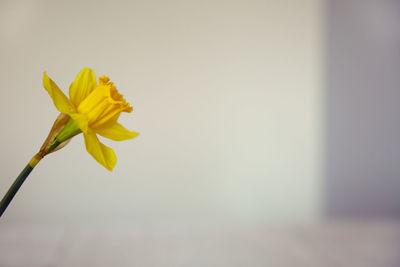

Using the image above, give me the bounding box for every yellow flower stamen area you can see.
[99,75,110,85]
[77,76,133,129]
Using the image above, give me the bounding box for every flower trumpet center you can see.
[77,76,133,129]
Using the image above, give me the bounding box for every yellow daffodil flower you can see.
[43,68,139,171]
[0,68,138,218]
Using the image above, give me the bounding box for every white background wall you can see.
[0,0,323,224]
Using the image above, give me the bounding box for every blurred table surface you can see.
[0,220,399,267]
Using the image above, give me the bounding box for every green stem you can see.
[0,140,61,218]
[0,120,76,218]
[0,164,34,218]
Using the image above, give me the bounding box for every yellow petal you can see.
[83,132,117,171]
[70,113,88,134]
[69,68,97,107]
[96,123,139,141]
[43,72,76,115]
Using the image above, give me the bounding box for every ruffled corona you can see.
[78,76,133,129]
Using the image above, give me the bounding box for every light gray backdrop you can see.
[0,0,322,224]
[326,0,400,218]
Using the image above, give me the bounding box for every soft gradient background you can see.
[0,0,322,224]
[1,0,400,266]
